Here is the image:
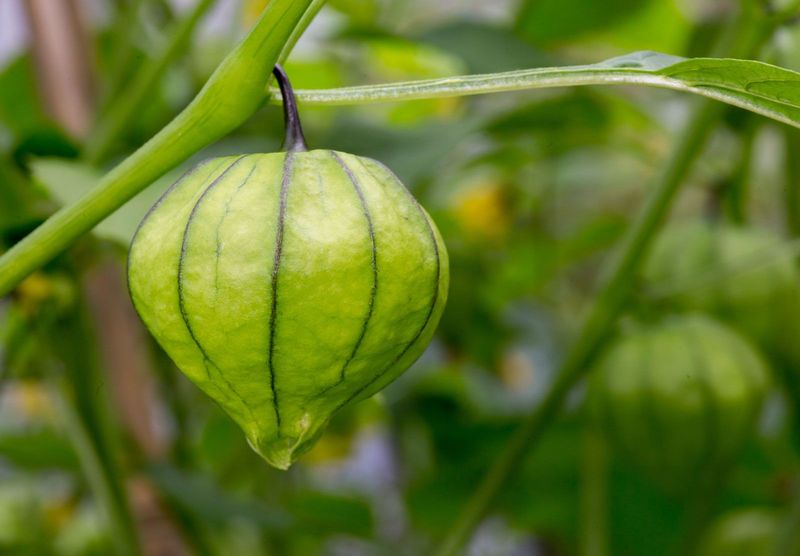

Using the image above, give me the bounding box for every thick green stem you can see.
[86,0,218,163]
[0,0,315,297]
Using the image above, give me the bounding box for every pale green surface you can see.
[129,150,448,469]
[645,222,800,367]
[590,315,769,491]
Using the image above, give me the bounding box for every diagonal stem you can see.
[435,94,723,556]
[434,9,773,555]
[0,0,316,297]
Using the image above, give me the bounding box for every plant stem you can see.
[86,0,218,163]
[785,128,800,236]
[266,56,800,129]
[579,426,609,556]
[273,64,308,152]
[52,384,138,556]
[54,385,138,556]
[49,296,140,556]
[0,0,316,297]
[435,12,773,554]
[433,99,723,556]
[724,118,757,223]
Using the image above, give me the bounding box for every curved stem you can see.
[273,64,308,152]
[435,10,771,554]
[0,0,316,297]
[435,102,720,556]
[265,56,800,130]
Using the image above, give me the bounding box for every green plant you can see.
[589,314,769,492]
[644,221,800,367]
[127,66,448,469]
[6,1,800,554]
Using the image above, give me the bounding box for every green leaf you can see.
[0,428,79,470]
[284,51,800,129]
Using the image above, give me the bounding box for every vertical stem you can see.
[724,118,757,224]
[435,95,723,556]
[580,426,609,556]
[50,300,140,556]
[435,11,772,553]
[54,385,139,556]
[784,128,800,237]
[778,127,800,462]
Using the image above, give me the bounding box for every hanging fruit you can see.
[644,221,800,368]
[589,315,769,492]
[128,65,449,469]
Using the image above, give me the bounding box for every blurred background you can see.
[3,0,800,555]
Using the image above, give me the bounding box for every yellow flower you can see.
[452,181,509,241]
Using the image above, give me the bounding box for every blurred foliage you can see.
[1,0,800,555]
